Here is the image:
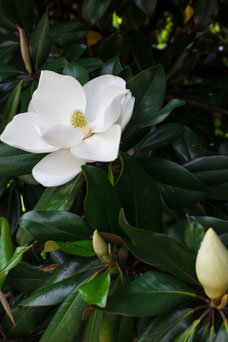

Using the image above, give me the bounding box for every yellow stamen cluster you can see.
[70,110,88,128]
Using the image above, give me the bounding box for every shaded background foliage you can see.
[0,0,228,341]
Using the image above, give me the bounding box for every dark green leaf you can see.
[134,0,157,14]
[79,269,110,307]
[0,217,13,272]
[214,322,228,342]
[139,156,209,208]
[106,271,195,317]
[0,143,45,177]
[2,80,23,127]
[39,289,87,342]
[184,156,228,186]
[172,126,206,163]
[83,310,103,342]
[77,57,104,72]
[19,210,92,243]
[20,81,37,112]
[20,258,102,306]
[0,42,19,64]
[35,173,84,211]
[30,11,50,70]
[174,320,200,341]
[127,65,166,128]
[1,245,30,273]
[51,21,88,47]
[63,61,89,85]
[100,55,122,75]
[136,308,193,342]
[82,0,111,25]
[0,64,23,82]
[115,153,161,230]
[41,57,68,72]
[83,165,122,235]
[57,240,95,257]
[119,209,198,285]
[136,123,184,151]
[184,221,205,254]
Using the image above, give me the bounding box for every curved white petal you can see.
[32,149,84,187]
[71,124,121,162]
[29,71,86,125]
[117,92,135,132]
[41,125,84,148]
[84,75,126,123]
[0,113,57,153]
[90,85,128,133]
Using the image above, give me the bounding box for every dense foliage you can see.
[0,0,227,341]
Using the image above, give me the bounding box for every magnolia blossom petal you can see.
[0,113,57,153]
[71,124,121,162]
[90,85,128,133]
[29,71,86,125]
[117,92,135,132]
[32,149,84,187]
[84,75,126,123]
[41,125,84,148]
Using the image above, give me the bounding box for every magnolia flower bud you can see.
[92,230,112,263]
[196,228,228,299]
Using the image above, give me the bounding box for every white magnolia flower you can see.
[1,71,134,187]
[196,228,228,299]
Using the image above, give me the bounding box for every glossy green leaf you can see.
[115,153,161,230]
[41,57,68,72]
[30,11,50,70]
[174,320,200,341]
[79,269,110,308]
[139,157,209,208]
[136,308,193,342]
[0,217,13,272]
[119,209,198,285]
[2,306,50,338]
[6,262,49,295]
[168,216,228,243]
[0,42,19,64]
[20,258,102,306]
[127,65,166,128]
[99,313,121,342]
[172,126,206,163]
[20,258,102,307]
[35,173,84,211]
[0,143,44,177]
[136,123,184,151]
[184,156,228,186]
[39,289,87,342]
[57,240,95,257]
[100,55,122,75]
[106,271,195,317]
[63,61,89,85]
[78,57,104,72]
[184,221,205,253]
[214,322,228,342]
[130,99,185,130]
[83,310,103,342]
[2,80,23,127]
[1,182,21,234]
[20,81,37,112]
[63,43,87,60]
[0,245,31,273]
[0,64,24,82]
[51,21,87,47]
[83,165,122,235]
[134,0,157,14]
[19,210,92,243]
[82,0,111,25]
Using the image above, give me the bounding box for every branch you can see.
[166,95,228,116]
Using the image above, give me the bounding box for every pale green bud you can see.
[92,230,112,263]
[196,228,228,299]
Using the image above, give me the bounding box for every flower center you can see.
[70,110,91,138]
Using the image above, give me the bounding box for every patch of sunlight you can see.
[112,12,122,29]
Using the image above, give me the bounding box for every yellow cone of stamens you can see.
[196,228,228,299]
[70,110,91,138]
[92,230,112,264]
